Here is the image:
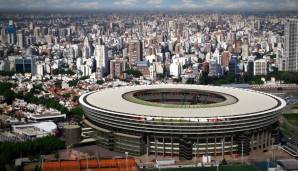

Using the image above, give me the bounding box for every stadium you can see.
[79,84,286,159]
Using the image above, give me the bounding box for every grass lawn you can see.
[281,113,298,138]
[290,91,298,97]
[280,124,298,140]
[142,165,258,171]
[283,113,298,126]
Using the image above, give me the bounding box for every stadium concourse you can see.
[79,84,286,160]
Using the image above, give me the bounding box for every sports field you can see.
[142,165,258,171]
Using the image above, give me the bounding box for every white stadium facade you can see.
[79,84,286,159]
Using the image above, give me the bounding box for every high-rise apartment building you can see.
[17,31,25,48]
[82,36,93,59]
[5,20,16,44]
[127,39,142,67]
[254,59,267,76]
[110,58,127,79]
[221,51,230,70]
[228,55,239,75]
[283,19,298,71]
[94,44,109,76]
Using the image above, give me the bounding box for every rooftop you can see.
[80,84,286,118]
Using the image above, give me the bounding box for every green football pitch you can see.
[142,165,258,171]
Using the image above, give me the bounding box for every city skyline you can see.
[1,1,298,169]
[1,0,298,11]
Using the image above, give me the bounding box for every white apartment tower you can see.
[94,44,109,76]
[283,19,298,71]
[254,59,267,76]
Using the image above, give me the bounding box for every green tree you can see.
[249,76,264,85]
[125,69,143,77]
[68,79,79,87]
[69,107,84,120]
[221,158,228,165]
[52,69,75,76]
[3,90,16,104]
[79,76,89,80]
[62,93,71,98]
[198,71,208,85]
[96,80,104,85]
[0,82,16,93]
[186,78,195,84]
[0,71,15,76]
[173,77,182,83]
[0,136,65,170]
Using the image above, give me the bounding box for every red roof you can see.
[42,158,139,171]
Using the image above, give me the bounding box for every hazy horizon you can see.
[0,0,298,12]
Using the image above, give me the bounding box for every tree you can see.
[0,82,16,93]
[3,90,16,104]
[96,80,104,85]
[173,77,182,83]
[54,81,62,88]
[69,107,84,120]
[182,64,191,69]
[62,93,71,98]
[52,69,75,76]
[198,71,208,85]
[54,152,59,160]
[72,96,80,102]
[0,71,15,76]
[0,136,65,170]
[68,79,79,87]
[186,78,195,84]
[250,76,264,85]
[214,74,235,85]
[79,76,89,80]
[125,69,142,78]
[221,158,228,165]
[0,82,17,104]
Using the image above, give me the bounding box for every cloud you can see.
[147,0,162,5]
[170,0,298,10]
[0,0,297,11]
[114,0,137,6]
[77,1,101,9]
[171,0,202,9]
[147,0,163,8]
[222,1,247,10]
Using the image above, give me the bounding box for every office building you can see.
[15,57,36,74]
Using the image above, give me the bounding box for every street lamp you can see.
[221,139,224,161]
[267,158,270,171]
[241,141,244,165]
[125,152,129,171]
[41,155,44,171]
[216,160,219,171]
[194,143,197,165]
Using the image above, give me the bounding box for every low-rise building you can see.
[11,121,57,138]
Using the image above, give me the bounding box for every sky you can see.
[1,0,298,11]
